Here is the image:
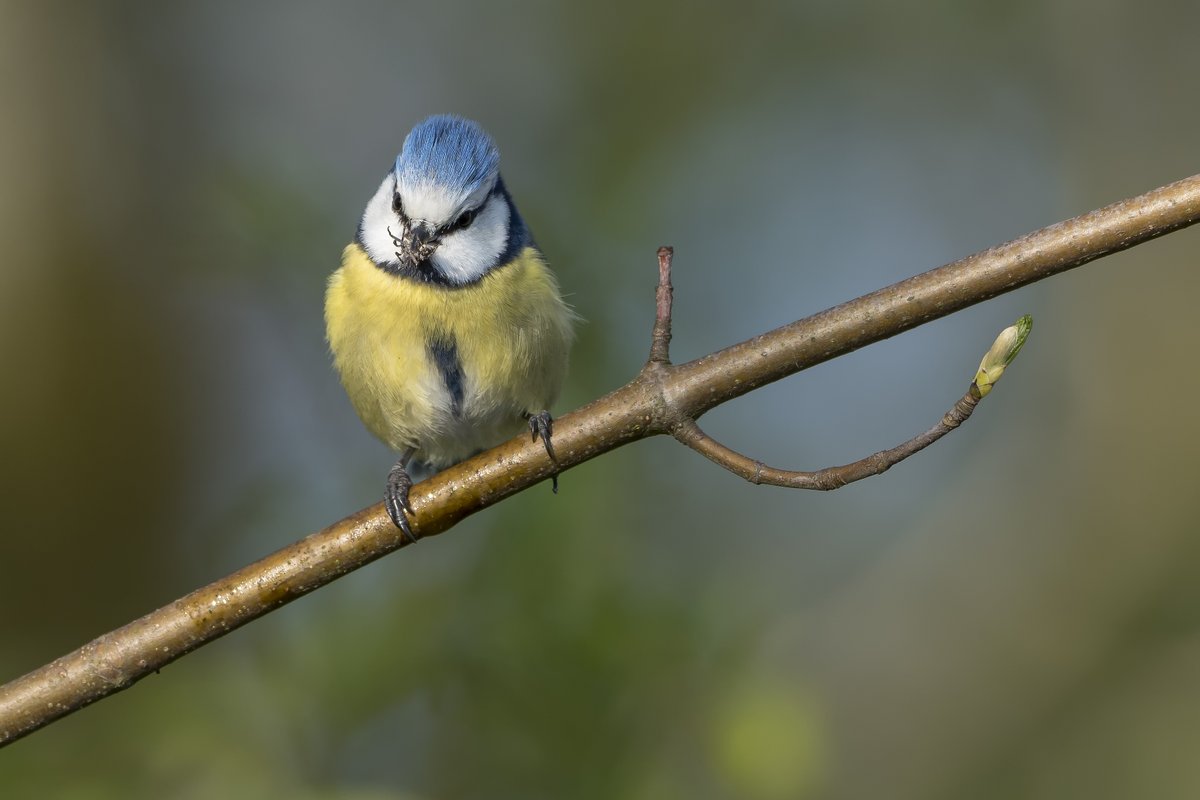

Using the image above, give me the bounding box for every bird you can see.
[325,115,576,541]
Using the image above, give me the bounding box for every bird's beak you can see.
[409,220,436,246]
[396,220,439,268]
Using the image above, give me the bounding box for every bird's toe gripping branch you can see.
[385,451,418,543]
[525,410,560,493]
[647,245,1033,491]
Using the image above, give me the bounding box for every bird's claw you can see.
[385,461,418,544]
[525,410,559,493]
[527,410,556,460]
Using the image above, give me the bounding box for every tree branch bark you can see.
[2,173,1199,748]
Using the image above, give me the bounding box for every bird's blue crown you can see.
[394,115,500,194]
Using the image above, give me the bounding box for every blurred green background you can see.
[2,1,1199,797]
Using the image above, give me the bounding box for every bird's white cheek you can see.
[360,175,401,265]
[432,199,510,284]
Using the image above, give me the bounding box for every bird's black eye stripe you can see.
[391,193,403,214]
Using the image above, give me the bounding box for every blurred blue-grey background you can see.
[3,1,1199,797]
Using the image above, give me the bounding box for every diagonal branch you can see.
[2,174,1199,748]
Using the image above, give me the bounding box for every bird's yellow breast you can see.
[325,243,574,466]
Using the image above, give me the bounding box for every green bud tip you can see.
[974,315,1032,397]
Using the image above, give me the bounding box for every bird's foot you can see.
[525,410,559,494]
[385,460,418,543]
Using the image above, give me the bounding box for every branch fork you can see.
[642,247,1033,491]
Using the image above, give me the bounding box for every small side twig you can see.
[648,246,674,364]
[671,314,1033,490]
[674,392,977,489]
[645,248,1034,489]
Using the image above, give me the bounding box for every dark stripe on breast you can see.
[427,335,465,417]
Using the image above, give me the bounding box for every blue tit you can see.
[325,115,576,540]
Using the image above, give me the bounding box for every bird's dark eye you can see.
[453,208,477,231]
[391,193,403,214]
